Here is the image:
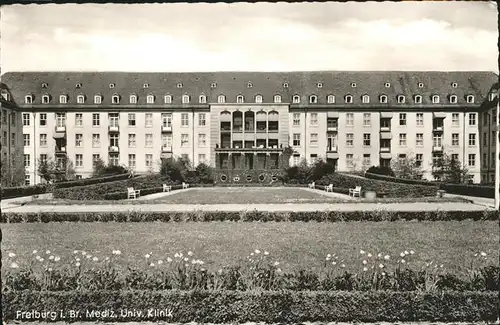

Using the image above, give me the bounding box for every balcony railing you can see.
[161,125,172,132]
[326,145,338,152]
[55,146,67,154]
[432,145,443,152]
[55,125,66,133]
[380,147,391,152]
[327,125,338,132]
[433,126,444,132]
[108,145,119,153]
[108,125,119,133]
[233,126,243,133]
[161,145,172,152]
[380,126,391,132]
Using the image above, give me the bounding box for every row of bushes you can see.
[317,173,438,198]
[2,210,498,223]
[364,172,437,187]
[1,173,132,199]
[2,290,497,322]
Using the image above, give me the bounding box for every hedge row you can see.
[2,290,497,322]
[1,173,132,199]
[440,183,495,199]
[317,173,438,198]
[52,175,170,200]
[2,209,498,223]
[364,172,437,187]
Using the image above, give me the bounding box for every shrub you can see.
[2,290,497,322]
[440,183,495,199]
[364,172,437,187]
[366,166,395,177]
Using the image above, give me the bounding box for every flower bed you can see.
[317,173,438,198]
[2,209,498,223]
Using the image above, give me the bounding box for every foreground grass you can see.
[2,221,497,273]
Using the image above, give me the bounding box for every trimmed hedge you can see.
[318,173,438,198]
[2,290,497,322]
[1,173,132,199]
[440,183,495,199]
[2,209,498,223]
[364,172,437,187]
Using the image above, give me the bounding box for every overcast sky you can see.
[0,2,498,73]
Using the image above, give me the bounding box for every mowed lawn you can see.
[3,221,497,273]
[153,187,345,204]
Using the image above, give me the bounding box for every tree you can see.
[390,152,423,180]
[431,153,471,183]
[92,158,129,177]
[366,165,395,177]
[195,162,214,184]
[37,156,57,184]
[1,148,25,186]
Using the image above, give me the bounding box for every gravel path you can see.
[3,322,496,325]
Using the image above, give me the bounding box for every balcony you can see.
[326,145,338,152]
[55,146,67,155]
[161,145,172,153]
[108,145,119,153]
[433,126,444,132]
[108,125,119,133]
[55,126,66,133]
[432,145,443,152]
[327,125,338,132]
[380,126,391,132]
[380,147,391,153]
[161,125,172,133]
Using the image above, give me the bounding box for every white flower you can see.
[10,262,19,269]
[39,258,44,262]
[367,253,372,258]
[35,255,41,260]
[410,250,415,255]
[326,257,331,261]
[377,253,382,258]
[201,268,205,272]
[174,253,180,258]
[250,253,254,256]
[150,263,155,267]
[276,268,282,273]
[167,257,173,262]
[184,263,189,267]
[404,250,409,255]
[363,267,368,272]
[362,260,367,265]
[145,254,151,259]
[381,272,386,276]
[48,268,53,272]
[75,262,80,267]
[400,252,405,257]
[332,261,337,265]
[474,253,478,257]
[360,250,365,255]
[92,257,98,262]
[49,255,54,260]
[73,250,78,254]
[54,256,61,262]
[401,259,406,264]
[384,255,390,260]
[191,259,197,264]
[46,250,51,254]
[255,249,261,254]
[8,252,16,258]
[379,263,384,269]
[179,252,183,258]
[199,260,205,265]
[76,258,80,262]
[158,260,163,265]
[327,254,331,258]
[264,251,269,255]
[105,257,110,261]
[184,257,189,262]
[86,255,91,259]
[440,264,443,268]
[112,250,122,255]
[32,250,38,254]
[81,251,86,255]
[480,252,487,257]
[341,264,346,268]
[274,261,280,266]
[188,251,194,256]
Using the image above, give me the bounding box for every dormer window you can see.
[317,82,323,88]
[94,95,102,104]
[236,95,244,103]
[385,82,391,88]
[199,94,207,104]
[76,83,82,89]
[182,95,190,104]
[211,83,217,88]
[164,95,172,104]
[451,82,458,88]
[25,95,33,104]
[397,95,405,104]
[327,95,335,103]
[351,82,357,88]
[145,95,154,104]
[379,95,388,104]
[283,82,289,88]
[59,95,68,104]
[109,83,115,89]
[432,95,440,104]
[218,95,226,104]
[177,83,183,88]
[309,95,318,104]
[247,82,253,88]
[274,95,282,103]
[466,95,475,104]
[41,83,48,88]
[449,95,458,104]
[1,92,10,101]
[129,94,137,104]
[362,94,370,104]
[112,94,120,104]
[414,95,422,104]
[418,82,424,88]
[255,95,263,103]
[345,95,353,104]
[292,95,300,104]
[489,92,497,101]
[42,95,50,104]
[143,83,149,88]
[77,95,85,104]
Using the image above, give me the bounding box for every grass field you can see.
[3,221,497,273]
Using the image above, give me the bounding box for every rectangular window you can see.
[92,154,101,167]
[109,134,119,147]
[128,134,136,148]
[145,113,153,127]
[416,133,423,146]
[128,113,136,127]
[24,154,30,167]
[92,113,100,126]
[75,154,83,168]
[56,113,66,128]
[2,131,6,146]
[433,134,442,147]
[310,113,318,126]
[363,113,371,126]
[292,154,300,166]
[181,134,189,147]
[2,110,6,124]
[75,134,83,147]
[11,133,15,146]
[310,133,318,146]
[198,133,206,147]
[39,113,47,126]
[452,133,459,146]
[483,112,489,126]
[23,134,30,146]
[198,113,206,127]
[416,113,424,126]
[181,113,189,127]
[416,153,423,167]
[11,112,16,126]
[293,133,301,146]
[399,113,407,126]
[363,154,371,166]
[468,134,476,146]
[483,153,488,168]
[198,154,206,164]
[483,133,488,146]
[128,154,136,168]
[346,154,354,167]
[39,134,47,147]
[293,113,300,126]
[145,154,153,168]
[109,154,119,166]
[162,133,172,147]
[75,113,83,127]
[493,131,496,146]
[492,153,496,167]
[346,113,354,126]
[468,113,476,126]
[452,113,460,126]
[40,154,47,164]
[346,133,354,146]
[310,154,318,164]
[399,133,407,146]
[142,133,152,147]
[92,134,100,147]
[451,154,459,162]
[468,154,476,166]
[24,174,30,186]
[162,113,172,127]
[22,113,30,126]
[363,133,371,146]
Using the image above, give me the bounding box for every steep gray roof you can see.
[1,71,498,107]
